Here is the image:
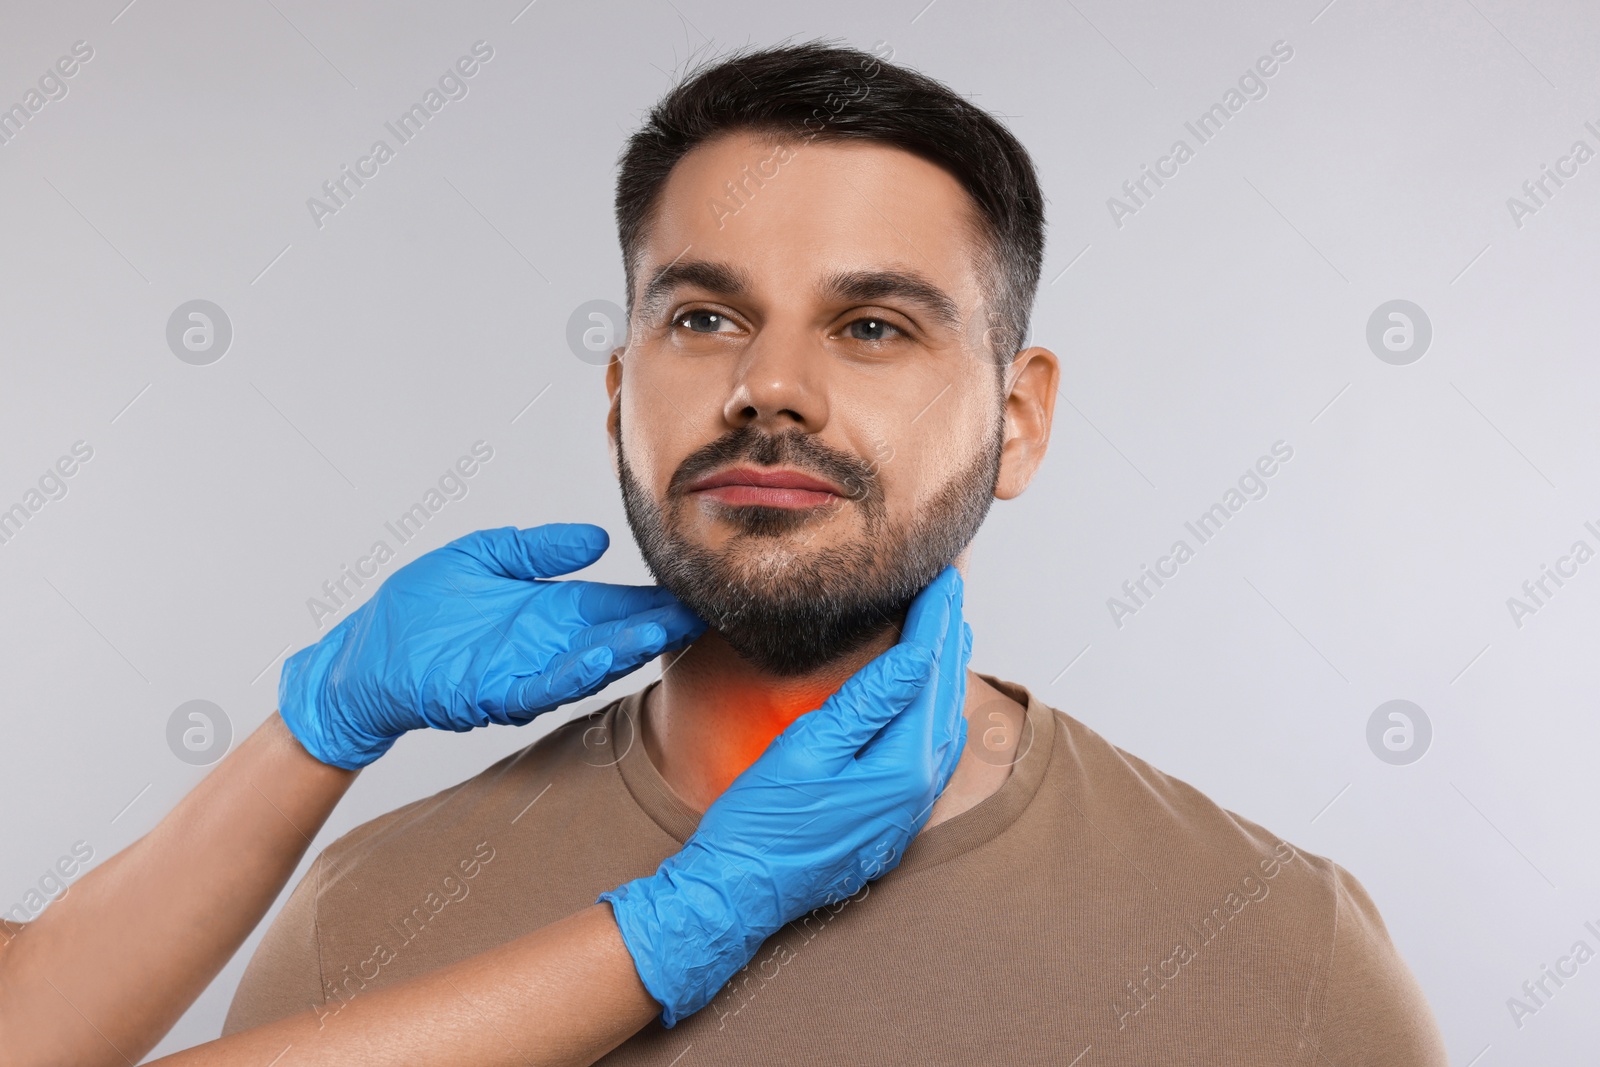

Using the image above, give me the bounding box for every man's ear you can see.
[994,346,1059,501]
[604,348,624,479]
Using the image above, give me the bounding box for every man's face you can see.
[606,130,1009,676]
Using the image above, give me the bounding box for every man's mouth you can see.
[686,465,846,509]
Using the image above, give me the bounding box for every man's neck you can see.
[640,629,1026,830]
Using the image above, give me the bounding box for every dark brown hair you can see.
[614,38,1047,369]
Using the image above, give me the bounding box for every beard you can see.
[615,412,1003,677]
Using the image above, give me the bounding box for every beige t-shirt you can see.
[225,674,1448,1064]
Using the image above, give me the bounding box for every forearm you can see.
[150,902,659,1067]
[0,713,357,1066]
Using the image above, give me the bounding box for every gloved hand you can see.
[278,523,707,769]
[598,564,973,1026]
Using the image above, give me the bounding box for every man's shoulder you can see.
[1040,702,1341,894]
[1030,700,1445,1059]
[316,696,630,868]
[223,695,645,1037]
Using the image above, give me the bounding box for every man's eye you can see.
[845,318,901,342]
[677,309,732,334]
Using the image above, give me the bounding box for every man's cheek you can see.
[631,398,704,483]
[622,423,683,501]
[838,471,870,501]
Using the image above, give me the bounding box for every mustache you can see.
[667,424,880,503]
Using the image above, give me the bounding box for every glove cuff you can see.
[596,838,777,1028]
[277,627,395,770]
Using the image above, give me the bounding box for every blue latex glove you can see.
[598,564,973,1027]
[278,524,707,769]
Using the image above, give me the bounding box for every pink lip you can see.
[688,466,844,509]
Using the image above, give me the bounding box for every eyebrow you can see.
[639,259,752,321]
[820,268,962,332]
[637,258,963,333]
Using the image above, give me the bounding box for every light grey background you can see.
[1,0,1595,1060]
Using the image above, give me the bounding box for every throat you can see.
[641,631,881,811]
[639,631,1025,828]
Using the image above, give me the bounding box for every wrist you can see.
[597,838,778,1027]
[277,632,394,770]
[265,711,363,781]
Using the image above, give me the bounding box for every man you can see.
[226,40,1449,1062]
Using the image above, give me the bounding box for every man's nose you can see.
[721,324,830,433]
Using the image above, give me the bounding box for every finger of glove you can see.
[561,606,669,651]
[564,605,705,662]
[930,585,972,781]
[854,571,958,768]
[569,581,699,628]
[499,608,700,722]
[454,524,610,580]
[896,565,961,664]
[568,616,692,690]
[849,663,962,827]
[503,645,615,722]
[768,642,935,779]
[868,616,962,836]
[931,621,975,789]
[935,714,970,801]
[934,571,967,715]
